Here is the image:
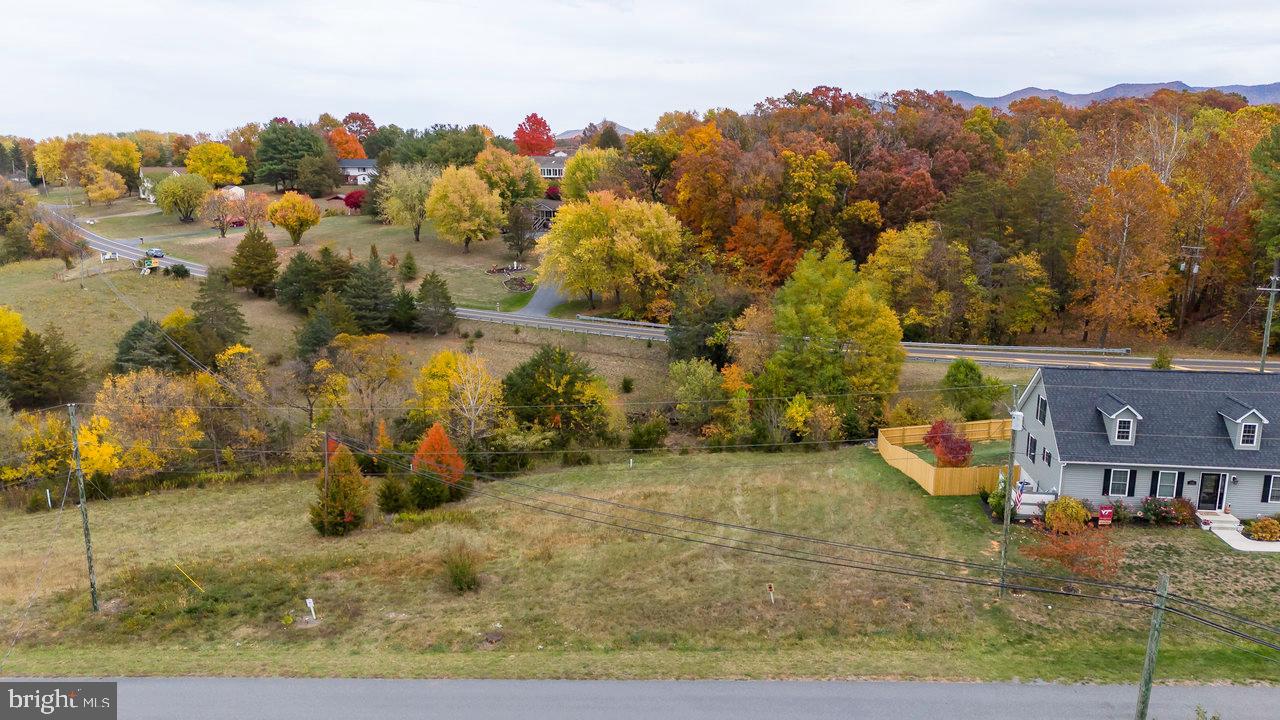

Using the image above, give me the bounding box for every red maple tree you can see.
[341,112,377,141]
[411,423,467,501]
[344,189,367,211]
[514,113,555,156]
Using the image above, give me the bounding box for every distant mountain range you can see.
[943,81,1280,109]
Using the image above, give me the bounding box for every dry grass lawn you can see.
[0,449,1274,681]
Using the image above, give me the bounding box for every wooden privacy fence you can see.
[876,419,1017,496]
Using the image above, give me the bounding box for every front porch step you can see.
[1196,510,1242,531]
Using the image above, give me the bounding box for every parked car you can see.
[145,248,166,258]
[229,217,246,228]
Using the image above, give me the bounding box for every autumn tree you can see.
[200,189,236,237]
[320,333,408,443]
[328,126,367,159]
[561,147,620,201]
[87,135,142,191]
[92,368,203,478]
[310,444,370,536]
[513,113,555,156]
[0,305,26,365]
[474,144,543,210]
[377,163,438,242]
[626,129,682,200]
[268,191,322,245]
[672,122,740,247]
[185,142,248,186]
[228,225,280,297]
[84,166,127,205]
[342,112,377,141]
[724,208,798,287]
[504,201,536,260]
[156,173,212,222]
[235,191,272,229]
[425,165,504,252]
[502,345,615,446]
[756,247,904,433]
[408,423,467,507]
[1071,164,1176,346]
[409,350,507,448]
[536,191,691,314]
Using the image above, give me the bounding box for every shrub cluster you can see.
[922,419,973,467]
[1043,496,1089,534]
[1246,516,1280,542]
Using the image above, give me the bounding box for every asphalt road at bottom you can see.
[86,678,1276,719]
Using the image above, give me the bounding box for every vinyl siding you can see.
[1013,373,1062,493]
[1060,463,1280,519]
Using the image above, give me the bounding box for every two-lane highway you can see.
[44,206,209,277]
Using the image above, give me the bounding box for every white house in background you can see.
[1012,366,1280,535]
[533,155,566,181]
[339,158,378,185]
[220,185,245,201]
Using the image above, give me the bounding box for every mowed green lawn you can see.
[910,440,1011,466]
[0,448,1274,681]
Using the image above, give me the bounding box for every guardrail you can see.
[456,310,665,342]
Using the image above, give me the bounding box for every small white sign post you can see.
[305,598,316,620]
[766,583,775,604]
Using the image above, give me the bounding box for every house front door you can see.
[1198,473,1224,510]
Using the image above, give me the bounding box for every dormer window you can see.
[1241,422,1259,447]
[1115,418,1133,442]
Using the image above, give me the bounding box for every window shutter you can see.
[1149,470,1159,498]
[1175,472,1185,498]
[1127,470,1138,497]
[1102,468,1111,496]
[1264,475,1274,503]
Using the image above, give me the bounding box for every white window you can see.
[1271,478,1280,503]
[1115,418,1133,442]
[1241,422,1259,447]
[1036,395,1047,424]
[1156,470,1177,499]
[1109,468,1131,496]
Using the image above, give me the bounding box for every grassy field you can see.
[0,448,1275,681]
[909,439,1010,466]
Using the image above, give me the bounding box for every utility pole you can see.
[1176,245,1202,338]
[999,384,1021,597]
[1258,259,1280,373]
[1134,573,1170,720]
[68,403,99,613]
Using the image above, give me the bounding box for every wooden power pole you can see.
[1134,573,1170,720]
[68,403,100,613]
[999,384,1021,596]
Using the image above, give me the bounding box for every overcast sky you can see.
[5,0,1279,139]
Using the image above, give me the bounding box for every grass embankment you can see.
[1,448,1275,681]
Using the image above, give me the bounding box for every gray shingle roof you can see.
[1040,367,1280,469]
[338,159,377,169]
[1096,393,1137,418]
[533,156,565,169]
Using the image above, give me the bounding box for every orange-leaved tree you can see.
[1070,164,1176,347]
[409,423,468,507]
[329,126,367,159]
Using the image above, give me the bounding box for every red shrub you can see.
[935,433,973,467]
[344,189,367,210]
[545,185,561,201]
[922,419,956,451]
[1024,525,1125,580]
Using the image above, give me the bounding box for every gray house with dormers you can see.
[1013,367,1280,526]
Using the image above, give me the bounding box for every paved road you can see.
[56,678,1273,719]
[43,206,209,277]
[455,309,1264,372]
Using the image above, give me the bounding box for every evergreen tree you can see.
[342,251,395,333]
[311,291,361,335]
[596,123,624,150]
[275,251,322,313]
[415,271,456,335]
[296,308,337,359]
[192,276,249,355]
[397,251,420,283]
[389,286,418,332]
[316,246,354,294]
[4,328,86,409]
[309,444,370,536]
[228,225,280,297]
[114,318,177,372]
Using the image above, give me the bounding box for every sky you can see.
[5,0,1280,139]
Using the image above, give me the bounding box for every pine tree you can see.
[192,275,249,354]
[311,291,360,335]
[389,286,418,332]
[296,309,337,359]
[228,225,280,297]
[316,246,354,294]
[275,251,322,313]
[4,328,86,409]
[309,444,370,536]
[342,251,395,333]
[398,251,419,282]
[415,271,456,335]
[114,318,177,372]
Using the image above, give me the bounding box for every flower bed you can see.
[503,276,534,292]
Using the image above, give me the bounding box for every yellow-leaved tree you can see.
[0,305,26,364]
[92,368,203,479]
[185,142,248,187]
[267,191,322,246]
[425,165,504,253]
[407,350,507,447]
[1070,164,1176,347]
